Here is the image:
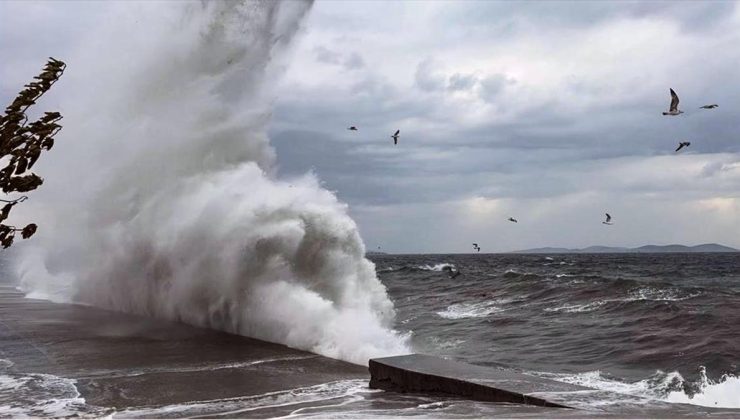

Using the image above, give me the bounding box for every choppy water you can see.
[3,253,740,417]
[370,252,740,409]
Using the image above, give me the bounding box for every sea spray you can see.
[16,0,409,365]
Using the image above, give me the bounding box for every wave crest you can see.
[16,0,408,365]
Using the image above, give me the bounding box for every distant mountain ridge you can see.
[512,243,738,254]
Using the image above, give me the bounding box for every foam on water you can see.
[665,368,740,408]
[416,263,455,271]
[437,300,505,319]
[539,367,740,409]
[544,300,608,313]
[15,0,409,365]
[544,286,701,313]
[0,372,108,418]
[118,379,372,418]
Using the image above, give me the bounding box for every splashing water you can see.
[15,0,409,365]
[539,367,740,409]
[665,367,740,409]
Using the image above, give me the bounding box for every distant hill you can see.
[512,243,738,254]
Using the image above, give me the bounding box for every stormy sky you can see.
[3,1,740,253]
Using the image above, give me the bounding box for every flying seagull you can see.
[662,89,683,116]
[348,126,358,131]
[508,217,518,223]
[603,213,613,225]
[699,104,718,109]
[391,129,400,145]
[675,141,691,152]
[472,243,481,252]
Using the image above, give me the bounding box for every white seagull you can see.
[662,89,683,116]
[603,213,613,225]
[391,129,400,145]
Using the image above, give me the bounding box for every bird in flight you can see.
[603,213,613,225]
[508,217,518,223]
[675,141,691,152]
[348,126,358,131]
[391,129,400,145]
[699,104,718,109]
[472,243,481,252]
[662,89,683,116]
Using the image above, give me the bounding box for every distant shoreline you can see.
[366,243,739,255]
[510,243,738,254]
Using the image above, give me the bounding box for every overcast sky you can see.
[3,1,740,253]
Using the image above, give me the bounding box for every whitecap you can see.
[0,372,109,418]
[437,301,504,319]
[544,300,608,313]
[665,367,740,408]
[416,263,455,271]
[535,366,740,409]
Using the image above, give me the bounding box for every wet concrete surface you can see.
[0,284,367,413]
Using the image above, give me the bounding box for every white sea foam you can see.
[437,300,505,319]
[538,367,740,409]
[665,368,740,408]
[416,263,455,271]
[15,1,409,365]
[628,287,701,302]
[118,379,373,418]
[544,300,608,313]
[545,286,700,313]
[0,373,109,418]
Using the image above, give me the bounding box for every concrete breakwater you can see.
[369,353,587,408]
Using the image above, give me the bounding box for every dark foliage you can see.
[0,58,65,248]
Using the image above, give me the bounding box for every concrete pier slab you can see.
[370,353,588,408]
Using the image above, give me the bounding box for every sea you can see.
[2,252,739,418]
[370,252,740,411]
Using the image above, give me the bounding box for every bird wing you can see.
[473,243,478,247]
[605,213,611,222]
[669,88,679,112]
[675,144,682,152]
[394,130,400,136]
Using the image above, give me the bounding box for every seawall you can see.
[370,354,587,408]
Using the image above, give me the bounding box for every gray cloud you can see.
[414,58,445,92]
[313,45,365,70]
[447,73,477,92]
[5,0,740,252]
